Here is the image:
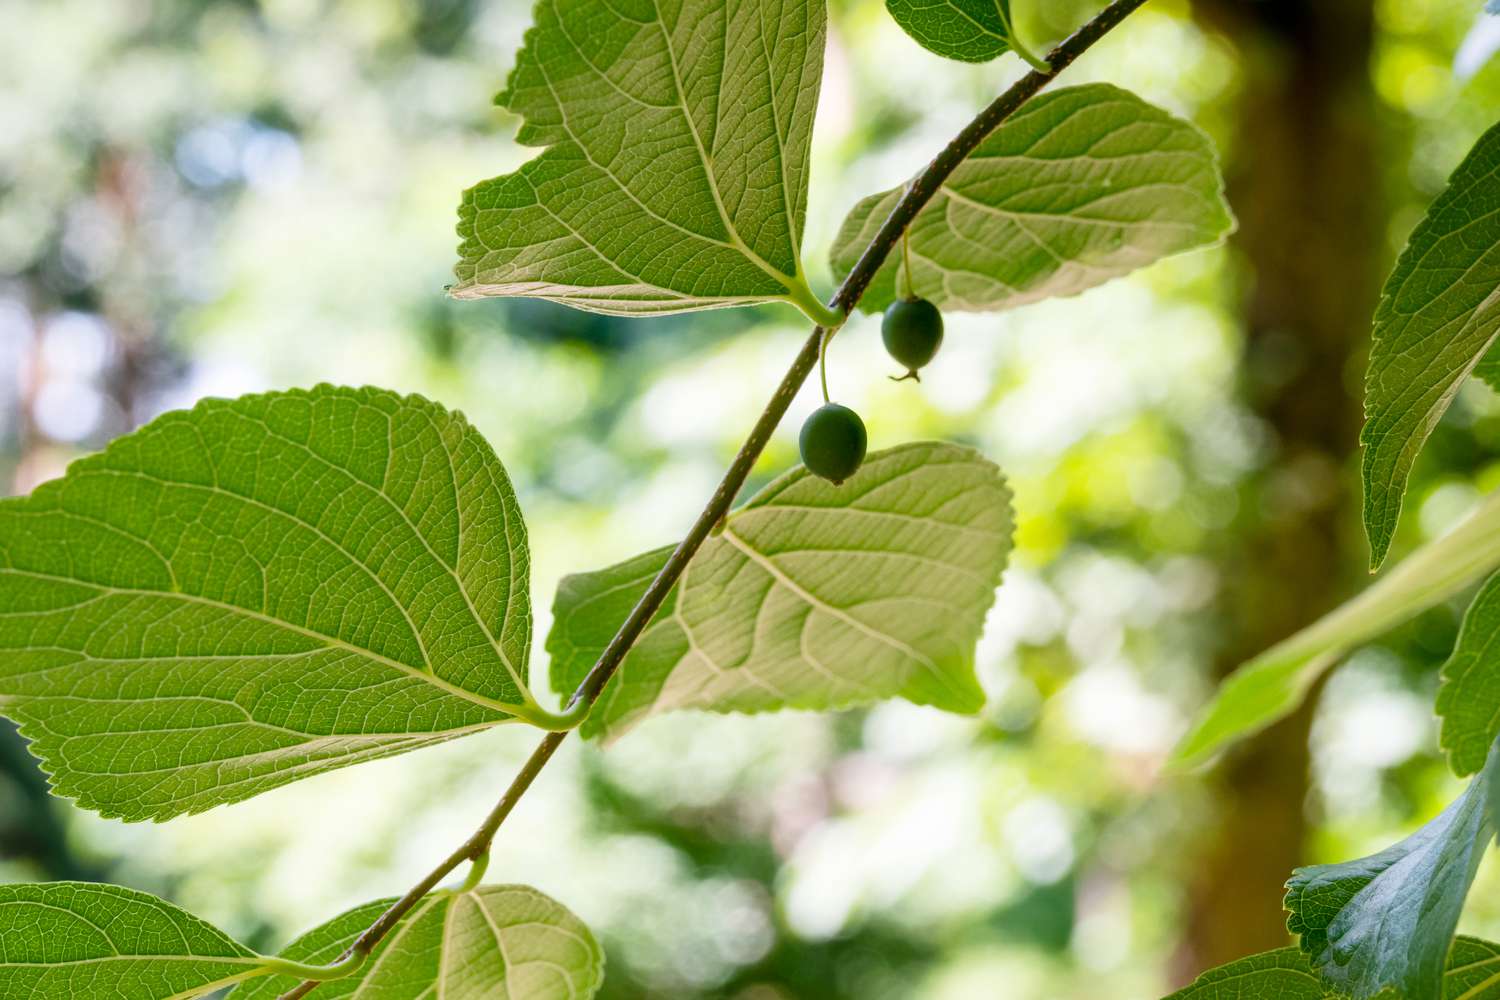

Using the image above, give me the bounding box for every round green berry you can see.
[799,403,868,485]
[882,297,944,379]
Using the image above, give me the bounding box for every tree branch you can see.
[277,2,1147,994]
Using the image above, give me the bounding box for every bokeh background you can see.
[3,0,1500,996]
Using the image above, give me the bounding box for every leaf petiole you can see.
[509,694,591,732]
[786,277,845,329]
[998,5,1051,71]
[455,852,490,894]
[259,949,369,983]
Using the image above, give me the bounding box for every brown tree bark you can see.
[1178,0,1381,978]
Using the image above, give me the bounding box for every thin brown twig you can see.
[278,2,1147,994]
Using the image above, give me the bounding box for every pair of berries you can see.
[800,297,944,485]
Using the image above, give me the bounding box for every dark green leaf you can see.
[1477,340,1500,392]
[1438,570,1500,775]
[1285,746,1499,1000]
[1362,121,1500,569]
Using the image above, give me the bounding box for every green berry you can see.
[882,297,944,379]
[799,403,867,485]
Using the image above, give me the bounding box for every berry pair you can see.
[799,296,944,485]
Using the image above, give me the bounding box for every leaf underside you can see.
[549,442,1013,742]
[0,882,260,999]
[829,84,1234,316]
[1164,937,1500,1000]
[885,0,1017,63]
[1438,570,1500,775]
[453,0,827,318]
[0,385,536,822]
[1285,745,1499,1000]
[1362,120,1500,569]
[232,885,604,1000]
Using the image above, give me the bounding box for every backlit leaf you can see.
[549,442,1013,741]
[0,385,556,822]
[1477,340,1500,391]
[453,0,833,322]
[1438,570,1500,776]
[1172,489,1500,769]
[885,0,1022,63]
[232,885,603,1000]
[0,882,261,999]
[829,84,1232,316]
[1164,937,1500,999]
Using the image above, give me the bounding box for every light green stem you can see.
[456,852,490,894]
[260,949,369,983]
[787,277,845,329]
[999,7,1051,72]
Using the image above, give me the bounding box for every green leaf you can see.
[1172,489,1500,769]
[1446,936,1500,998]
[549,442,1013,741]
[1285,746,1498,1000]
[1163,948,1323,1000]
[0,882,262,999]
[829,84,1233,316]
[884,0,1022,64]
[0,385,570,822]
[232,885,604,1000]
[453,0,835,324]
[1477,341,1500,392]
[1438,570,1500,776]
[1362,121,1500,569]
[1164,937,1500,999]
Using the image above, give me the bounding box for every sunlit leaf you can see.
[1164,937,1500,999]
[549,442,1013,741]
[1172,489,1500,769]
[1362,121,1500,569]
[1446,936,1500,997]
[232,885,604,1000]
[1285,745,1498,1000]
[0,385,558,822]
[453,0,833,322]
[1438,570,1500,775]
[829,84,1232,316]
[0,882,262,999]
[885,0,1022,63]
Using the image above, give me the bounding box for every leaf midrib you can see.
[531,6,801,298]
[716,524,965,698]
[0,568,519,717]
[652,5,805,294]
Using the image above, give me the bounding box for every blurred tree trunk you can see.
[1178,0,1381,978]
